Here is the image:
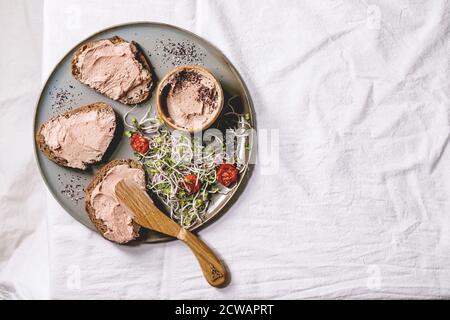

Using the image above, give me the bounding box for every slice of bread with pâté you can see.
[84,159,145,244]
[71,36,154,104]
[35,102,116,170]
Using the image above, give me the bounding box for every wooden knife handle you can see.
[178,229,226,287]
[115,180,227,287]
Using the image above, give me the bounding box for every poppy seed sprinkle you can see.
[155,38,206,66]
[49,86,82,114]
[57,173,87,204]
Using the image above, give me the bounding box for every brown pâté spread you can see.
[160,69,220,131]
[90,164,146,244]
[75,39,151,101]
[41,109,115,170]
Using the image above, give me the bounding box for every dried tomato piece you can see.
[183,175,201,194]
[130,133,149,155]
[217,164,238,187]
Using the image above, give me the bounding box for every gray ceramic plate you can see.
[33,22,255,243]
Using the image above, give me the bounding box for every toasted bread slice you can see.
[72,36,154,104]
[85,159,144,244]
[36,102,116,170]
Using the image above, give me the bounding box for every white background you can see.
[1,0,450,299]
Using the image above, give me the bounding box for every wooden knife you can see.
[115,180,227,287]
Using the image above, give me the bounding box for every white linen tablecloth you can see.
[0,0,49,300]
[3,0,450,299]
